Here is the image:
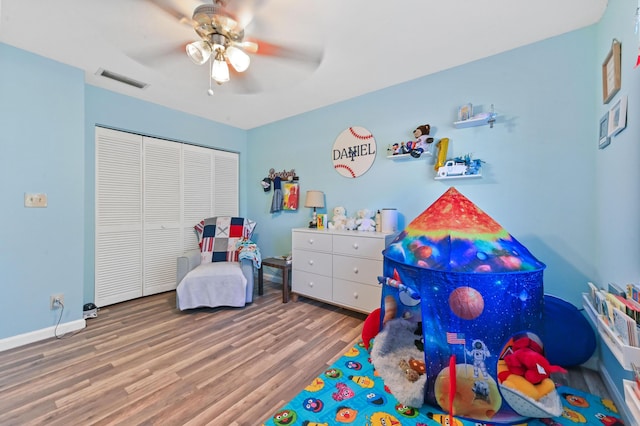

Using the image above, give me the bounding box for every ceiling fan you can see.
[150,0,323,95]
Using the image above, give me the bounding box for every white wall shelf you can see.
[582,293,640,370]
[454,113,497,129]
[434,173,482,181]
[386,152,432,160]
[624,380,640,424]
[583,292,640,425]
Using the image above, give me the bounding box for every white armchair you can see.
[175,217,259,310]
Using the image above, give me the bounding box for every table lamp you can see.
[304,190,325,228]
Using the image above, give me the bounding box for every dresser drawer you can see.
[333,255,382,286]
[292,231,333,252]
[333,234,385,259]
[293,250,332,276]
[292,270,332,301]
[333,278,381,313]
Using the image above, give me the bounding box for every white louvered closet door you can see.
[183,144,214,251]
[96,127,240,306]
[142,136,182,296]
[95,128,143,306]
[213,150,239,217]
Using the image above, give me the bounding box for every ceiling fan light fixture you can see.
[225,45,250,72]
[211,50,230,84]
[186,40,212,65]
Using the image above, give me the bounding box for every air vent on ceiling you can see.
[96,69,149,89]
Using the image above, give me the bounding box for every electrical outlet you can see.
[25,193,48,208]
[50,294,64,310]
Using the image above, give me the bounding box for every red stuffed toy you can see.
[500,336,567,384]
[498,336,567,400]
[362,308,381,350]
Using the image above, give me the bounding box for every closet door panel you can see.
[95,127,143,306]
[142,136,182,295]
[183,144,214,251]
[213,150,239,217]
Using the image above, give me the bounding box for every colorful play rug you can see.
[263,341,623,426]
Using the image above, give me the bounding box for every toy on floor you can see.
[399,357,426,382]
[498,335,567,400]
[361,307,381,350]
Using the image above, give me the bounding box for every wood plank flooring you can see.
[0,279,609,425]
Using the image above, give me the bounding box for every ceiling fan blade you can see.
[126,42,190,67]
[145,0,196,27]
[221,0,268,30]
[235,40,259,54]
[248,39,323,67]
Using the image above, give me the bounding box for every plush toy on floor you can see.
[498,335,567,400]
[356,208,376,231]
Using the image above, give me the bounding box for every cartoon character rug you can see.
[263,341,623,426]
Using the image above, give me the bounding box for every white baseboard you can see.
[0,319,86,353]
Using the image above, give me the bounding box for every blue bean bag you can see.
[543,294,596,367]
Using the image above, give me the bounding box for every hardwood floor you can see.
[0,279,609,425]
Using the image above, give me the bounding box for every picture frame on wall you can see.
[599,113,610,149]
[602,39,621,104]
[458,103,473,121]
[282,182,299,211]
[608,95,628,137]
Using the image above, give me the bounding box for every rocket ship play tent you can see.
[377,187,562,424]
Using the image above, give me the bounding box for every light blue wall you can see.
[83,86,248,303]
[0,43,247,340]
[595,0,640,288]
[0,44,85,337]
[593,0,640,411]
[1,0,638,344]
[247,27,599,308]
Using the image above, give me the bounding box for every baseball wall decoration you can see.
[332,126,377,178]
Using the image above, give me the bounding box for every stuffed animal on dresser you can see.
[356,209,376,231]
[328,206,348,230]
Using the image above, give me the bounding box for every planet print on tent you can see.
[375,187,558,423]
[449,286,484,320]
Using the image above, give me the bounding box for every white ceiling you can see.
[0,0,607,129]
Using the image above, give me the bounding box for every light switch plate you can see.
[24,193,48,208]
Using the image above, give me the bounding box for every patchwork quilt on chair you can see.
[195,216,256,263]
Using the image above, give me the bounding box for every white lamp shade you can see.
[304,190,325,208]
[225,45,251,72]
[186,40,212,65]
[211,57,230,83]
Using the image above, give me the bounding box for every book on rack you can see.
[627,283,640,304]
[605,293,626,325]
[595,290,609,324]
[588,281,601,305]
[612,294,640,325]
[608,282,627,298]
[612,307,637,346]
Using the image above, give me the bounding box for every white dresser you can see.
[291,228,396,313]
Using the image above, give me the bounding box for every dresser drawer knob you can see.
[308,238,314,245]
[353,292,359,299]
[308,260,314,265]
[352,243,359,249]
[353,267,359,274]
[308,282,314,288]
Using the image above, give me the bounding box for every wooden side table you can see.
[259,257,292,303]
